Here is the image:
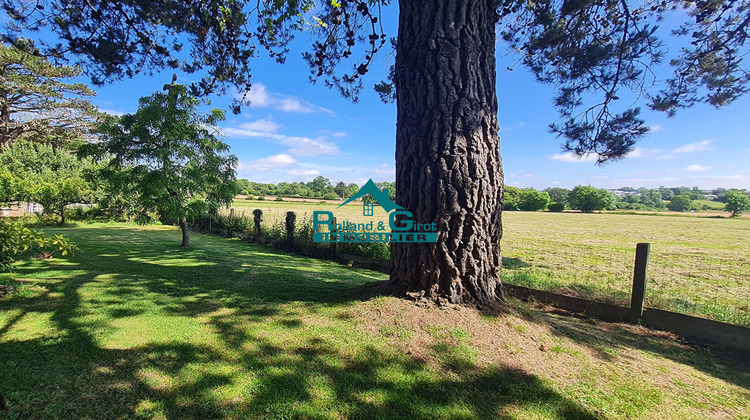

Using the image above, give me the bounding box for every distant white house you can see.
[26,202,43,214]
[0,202,43,217]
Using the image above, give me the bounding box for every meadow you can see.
[1,224,749,418]
[230,199,750,326]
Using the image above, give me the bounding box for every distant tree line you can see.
[236,177,395,202]
[501,185,750,216]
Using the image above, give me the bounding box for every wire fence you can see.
[501,238,750,327]
[223,205,750,327]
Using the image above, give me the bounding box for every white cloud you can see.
[499,121,527,133]
[285,169,320,180]
[683,164,712,172]
[672,140,714,154]
[370,164,395,176]
[235,83,333,115]
[239,154,298,171]
[550,153,599,163]
[332,131,348,138]
[223,127,340,157]
[238,117,280,133]
[240,83,271,107]
[648,125,663,132]
[613,174,749,189]
[626,147,662,158]
[299,162,356,172]
[99,108,125,116]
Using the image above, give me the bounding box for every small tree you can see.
[518,189,550,211]
[90,83,237,247]
[724,191,750,218]
[568,186,617,213]
[667,194,693,212]
[334,181,348,200]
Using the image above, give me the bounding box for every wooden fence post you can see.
[331,217,338,255]
[629,243,651,324]
[285,211,296,244]
[252,209,263,240]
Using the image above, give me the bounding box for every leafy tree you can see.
[668,194,693,212]
[88,83,237,247]
[334,181,348,199]
[9,0,750,305]
[517,188,550,211]
[0,44,98,148]
[0,140,94,224]
[543,188,570,205]
[659,187,675,201]
[308,176,332,196]
[376,182,396,201]
[503,186,522,211]
[568,186,617,213]
[344,183,360,199]
[640,189,666,209]
[0,166,19,204]
[724,191,750,218]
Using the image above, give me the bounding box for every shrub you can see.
[548,202,565,212]
[257,195,265,201]
[275,196,284,202]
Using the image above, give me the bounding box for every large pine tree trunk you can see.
[390,0,503,307]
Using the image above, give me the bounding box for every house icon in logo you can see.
[338,179,402,216]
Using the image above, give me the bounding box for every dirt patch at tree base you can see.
[352,295,750,419]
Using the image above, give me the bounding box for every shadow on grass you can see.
[508,300,750,392]
[0,226,599,419]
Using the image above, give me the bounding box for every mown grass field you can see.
[1,224,749,419]
[230,199,750,326]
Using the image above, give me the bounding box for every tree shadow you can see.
[0,226,600,419]
[508,299,750,391]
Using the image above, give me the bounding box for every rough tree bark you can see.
[179,217,190,247]
[390,0,503,306]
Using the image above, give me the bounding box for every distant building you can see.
[0,202,43,217]
[26,202,43,214]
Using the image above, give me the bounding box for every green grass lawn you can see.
[1,223,749,419]
[231,199,750,326]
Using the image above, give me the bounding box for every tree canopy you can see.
[667,194,694,212]
[724,191,750,217]
[568,185,617,213]
[4,0,749,160]
[0,140,95,224]
[88,83,238,247]
[0,44,98,148]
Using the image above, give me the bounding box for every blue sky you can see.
[79,4,749,190]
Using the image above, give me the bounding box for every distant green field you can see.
[230,199,750,326]
[499,211,750,326]
[693,199,725,210]
[230,198,390,227]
